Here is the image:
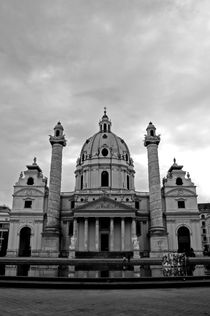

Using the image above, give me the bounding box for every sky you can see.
[1,0,210,208]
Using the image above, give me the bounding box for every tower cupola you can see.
[54,121,64,137]
[144,122,160,146]
[49,122,66,146]
[99,107,112,133]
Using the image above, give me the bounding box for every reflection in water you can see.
[2,262,208,278]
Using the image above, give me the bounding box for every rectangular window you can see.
[202,221,206,227]
[135,201,140,210]
[69,221,73,236]
[24,200,32,208]
[71,201,75,209]
[203,228,206,234]
[136,221,141,236]
[178,201,185,208]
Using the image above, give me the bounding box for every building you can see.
[6,110,203,261]
[0,206,10,257]
[198,203,210,253]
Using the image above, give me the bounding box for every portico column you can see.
[110,218,114,251]
[84,218,88,251]
[132,218,136,238]
[95,218,99,251]
[73,219,78,237]
[121,218,125,251]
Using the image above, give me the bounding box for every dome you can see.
[77,109,133,167]
[75,109,135,192]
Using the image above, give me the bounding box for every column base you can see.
[149,234,169,258]
[41,229,60,257]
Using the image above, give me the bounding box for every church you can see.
[6,109,203,260]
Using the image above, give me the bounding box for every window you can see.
[176,177,183,185]
[135,201,140,209]
[104,124,107,132]
[56,130,60,137]
[178,200,185,208]
[27,177,34,185]
[81,175,83,190]
[203,228,206,234]
[127,175,130,190]
[101,148,108,157]
[150,130,154,136]
[101,171,109,187]
[69,222,73,236]
[71,201,75,209]
[201,214,205,219]
[136,221,141,236]
[24,200,32,208]
[202,221,206,227]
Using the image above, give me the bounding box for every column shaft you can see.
[132,218,136,238]
[95,218,99,251]
[84,218,88,251]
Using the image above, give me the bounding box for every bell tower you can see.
[42,122,66,257]
[144,122,168,256]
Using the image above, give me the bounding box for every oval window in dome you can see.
[101,148,108,157]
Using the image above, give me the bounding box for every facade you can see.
[0,206,10,257]
[6,110,203,260]
[198,203,210,253]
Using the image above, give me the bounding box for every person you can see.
[186,248,196,276]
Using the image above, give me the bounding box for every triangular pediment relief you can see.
[164,187,196,197]
[74,196,135,213]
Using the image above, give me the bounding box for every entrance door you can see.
[178,226,190,253]
[18,227,31,257]
[101,233,109,251]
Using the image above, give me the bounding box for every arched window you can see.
[104,124,107,132]
[101,171,109,187]
[27,177,34,185]
[56,130,60,137]
[176,177,183,185]
[126,154,128,162]
[150,130,154,136]
[81,175,83,190]
[127,175,130,190]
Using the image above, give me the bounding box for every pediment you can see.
[74,196,135,213]
[164,187,196,197]
[14,188,44,197]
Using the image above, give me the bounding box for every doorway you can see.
[178,226,190,253]
[100,233,109,251]
[18,227,31,257]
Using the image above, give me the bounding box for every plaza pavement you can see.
[0,287,210,315]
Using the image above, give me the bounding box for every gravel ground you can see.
[0,287,210,315]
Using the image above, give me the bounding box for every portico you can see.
[70,196,138,255]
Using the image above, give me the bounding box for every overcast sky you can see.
[1,0,210,207]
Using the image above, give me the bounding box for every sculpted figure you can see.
[132,237,139,250]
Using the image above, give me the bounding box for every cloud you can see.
[1,0,210,206]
